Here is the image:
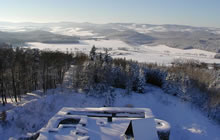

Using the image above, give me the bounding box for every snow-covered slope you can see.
[26,40,220,64]
[1,86,220,140]
[1,67,220,140]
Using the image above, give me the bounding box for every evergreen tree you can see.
[89,45,97,61]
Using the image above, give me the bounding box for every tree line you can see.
[0,44,72,105]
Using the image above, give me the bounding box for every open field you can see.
[26,39,220,64]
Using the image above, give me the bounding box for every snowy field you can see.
[25,39,220,64]
[1,67,220,140]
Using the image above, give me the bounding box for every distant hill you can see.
[106,30,155,45]
[0,30,80,45]
[0,21,220,52]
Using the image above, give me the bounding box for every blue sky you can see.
[0,0,219,27]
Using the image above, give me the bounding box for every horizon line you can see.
[0,20,219,29]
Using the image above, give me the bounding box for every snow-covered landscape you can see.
[0,23,220,139]
[1,67,220,140]
[26,40,220,65]
[1,1,220,139]
[1,23,220,139]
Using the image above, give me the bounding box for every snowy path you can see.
[0,67,220,140]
